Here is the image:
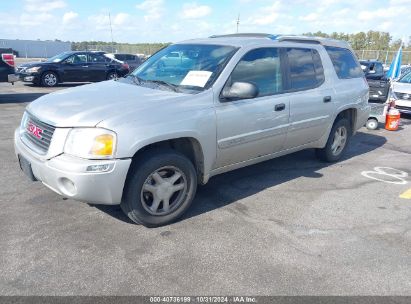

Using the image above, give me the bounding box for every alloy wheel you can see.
[140,166,188,216]
[331,126,347,156]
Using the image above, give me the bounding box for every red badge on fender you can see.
[27,122,43,139]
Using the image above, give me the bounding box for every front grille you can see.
[394,92,411,100]
[21,113,55,154]
[16,67,26,73]
[369,88,383,95]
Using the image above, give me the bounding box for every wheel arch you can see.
[317,107,358,148]
[126,136,206,185]
[334,107,357,135]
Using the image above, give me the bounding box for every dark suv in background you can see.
[17,51,130,87]
[107,53,142,72]
[360,60,390,102]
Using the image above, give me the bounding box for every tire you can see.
[121,150,197,227]
[41,71,58,87]
[107,71,118,80]
[366,118,378,130]
[316,118,352,162]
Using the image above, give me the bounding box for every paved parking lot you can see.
[1,82,411,295]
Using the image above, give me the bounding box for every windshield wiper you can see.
[145,80,180,92]
[128,74,144,86]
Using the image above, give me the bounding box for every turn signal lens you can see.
[64,128,117,159]
[90,134,114,156]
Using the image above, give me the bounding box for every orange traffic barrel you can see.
[385,108,401,131]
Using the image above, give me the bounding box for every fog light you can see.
[59,177,77,196]
[86,164,113,172]
[24,76,34,81]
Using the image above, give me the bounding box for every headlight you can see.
[20,112,29,133]
[26,66,41,73]
[64,128,117,159]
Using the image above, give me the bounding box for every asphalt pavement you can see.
[0,82,410,296]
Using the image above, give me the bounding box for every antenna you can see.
[109,12,114,53]
[236,14,240,33]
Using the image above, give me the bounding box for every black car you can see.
[360,60,390,102]
[0,48,18,83]
[107,53,142,72]
[17,51,130,87]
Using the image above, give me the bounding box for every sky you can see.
[0,0,410,43]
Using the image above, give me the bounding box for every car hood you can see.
[27,79,193,127]
[19,61,48,68]
[392,82,411,94]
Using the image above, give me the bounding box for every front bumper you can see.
[14,128,132,205]
[18,72,40,83]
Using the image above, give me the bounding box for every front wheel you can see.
[41,72,58,87]
[121,150,197,227]
[316,118,351,162]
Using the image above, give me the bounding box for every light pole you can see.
[109,12,114,53]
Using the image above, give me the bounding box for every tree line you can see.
[71,31,411,55]
[302,30,410,51]
[71,41,170,55]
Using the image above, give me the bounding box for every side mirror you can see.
[221,81,259,101]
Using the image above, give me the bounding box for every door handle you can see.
[323,96,332,103]
[274,103,286,111]
[82,65,89,68]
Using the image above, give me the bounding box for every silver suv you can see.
[14,34,370,227]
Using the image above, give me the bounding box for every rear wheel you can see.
[107,71,118,80]
[316,118,351,162]
[41,72,58,87]
[121,150,197,227]
[366,118,378,130]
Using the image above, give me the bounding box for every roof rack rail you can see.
[209,33,273,39]
[208,33,347,47]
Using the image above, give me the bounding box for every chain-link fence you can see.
[354,50,411,65]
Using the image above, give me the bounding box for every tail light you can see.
[122,63,129,70]
[1,54,15,67]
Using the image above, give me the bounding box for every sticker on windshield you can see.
[181,71,213,88]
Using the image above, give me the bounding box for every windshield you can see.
[131,44,238,92]
[46,52,70,63]
[399,71,411,84]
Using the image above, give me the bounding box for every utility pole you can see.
[236,14,240,33]
[109,12,114,53]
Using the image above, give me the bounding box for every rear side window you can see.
[324,46,363,79]
[115,54,126,61]
[89,54,107,63]
[286,48,324,90]
[230,48,282,97]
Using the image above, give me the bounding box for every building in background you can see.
[0,39,71,58]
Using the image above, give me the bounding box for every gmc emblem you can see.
[27,122,43,139]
